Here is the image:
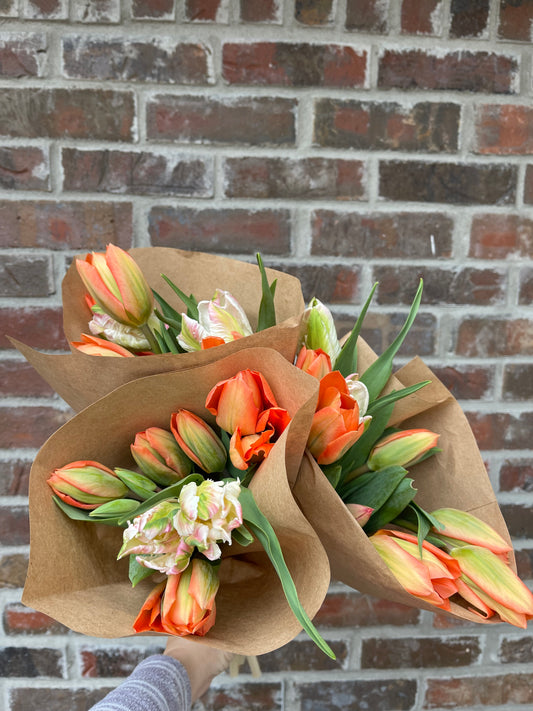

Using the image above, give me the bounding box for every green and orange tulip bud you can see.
[170,410,227,474]
[431,508,512,559]
[76,244,154,328]
[295,347,332,380]
[131,427,193,487]
[47,460,128,510]
[367,429,439,471]
[71,333,134,357]
[301,297,341,364]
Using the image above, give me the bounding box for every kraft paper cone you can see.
[12,248,305,412]
[292,340,514,624]
[23,348,330,655]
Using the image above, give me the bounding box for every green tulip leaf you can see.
[256,253,277,331]
[52,495,130,527]
[114,468,158,500]
[129,556,157,587]
[89,499,141,519]
[339,466,407,508]
[338,401,395,477]
[363,478,417,536]
[160,275,199,320]
[334,282,378,377]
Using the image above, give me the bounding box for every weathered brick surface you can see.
[373,265,505,305]
[23,0,68,19]
[498,0,533,41]
[72,0,121,23]
[0,146,49,191]
[346,0,388,33]
[469,214,533,258]
[0,0,17,17]
[0,201,132,250]
[299,679,417,711]
[0,458,32,495]
[378,49,519,93]
[149,207,291,254]
[185,0,223,21]
[466,411,533,450]
[223,157,365,200]
[313,592,420,627]
[503,363,533,400]
[3,603,68,635]
[0,506,29,546]
[241,0,279,23]
[1,307,64,350]
[515,548,533,580]
[9,687,113,711]
[475,105,533,154]
[450,0,489,37]
[0,646,65,677]
[131,0,175,18]
[432,365,493,400]
[260,640,348,671]
[81,646,163,677]
[312,211,453,258]
[314,99,460,152]
[199,682,283,710]
[0,253,54,297]
[499,636,533,664]
[223,43,367,87]
[62,148,213,197]
[380,161,516,204]
[336,311,437,356]
[519,266,533,304]
[295,0,333,25]
[362,636,481,669]
[146,95,296,145]
[0,33,47,77]
[0,553,28,589]
[424,672,533,708]
[401,0,443,35]
[456,318,533,357]
[63,37,211,84]
[500,503,533,538]
[0,89,135,140]
[274,263,360,303]
[0,406,71,448]
[500,459,533,492]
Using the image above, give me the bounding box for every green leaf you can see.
[153,290,183,327]
[366,381,430,417]
[152,327,170,354]
[256,253,277,331]
[360,279,423,401]
[339,466,407,508]
[322,464,342,489]
[160,275,199,320]
[334,283,378,377]
[129,556,157,587]
[116,474,205,526]
[239,487,335,659]
[158,323,180,354]
[394,503,445,556]
[363,478,417,536]
[114,468,158,500]
[231,524,254,547]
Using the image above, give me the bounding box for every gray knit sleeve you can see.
[89,654,192,711]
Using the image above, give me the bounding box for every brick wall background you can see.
[1,0,533,709]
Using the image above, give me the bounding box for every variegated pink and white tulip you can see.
[178,290,252,352]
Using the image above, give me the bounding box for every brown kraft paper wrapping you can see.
[292,340,513,624]
[23,348,331,655]
[11,248,305,412]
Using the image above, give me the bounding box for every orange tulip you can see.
[295,347,332,380]
[131,427,193,486]
[308,371,369,465]
[48,460,128,510]
[133,558,219,636]
[71,334,134,357]
[76,244,153,328]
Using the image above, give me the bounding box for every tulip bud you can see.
[345,374,369,416]
[76,244,154,328]
[48,460,128,510]
[346,503,373,527]
[301,297,341,364]
[295,347,332,380]
[367,429,439,471]
[71,334,134,357]
[431,508,512,558]
[114,468,159,500]
[89,498,140,519]
[170,410,227,474]
[131,427,193,486]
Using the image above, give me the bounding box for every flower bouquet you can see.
[291,286,533,627]
[22,347,334,656]
[11,246,305,411]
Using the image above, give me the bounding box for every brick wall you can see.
[1,0,533,709]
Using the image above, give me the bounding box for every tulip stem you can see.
[141,323,162,354]
[342,464,370,484]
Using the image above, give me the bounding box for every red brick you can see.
[23,0,68,19]
[314,592,420,627]
[425,673,533,707]
[62,148,213,198]
[380,161,516,205]
[0,254,53,297]
[0,554,28,589]
[0,88,134,140]
[378,49,519,93]
[500,503,533,539]
[260,640,347,671]
[0,506,29,546]
[450,0,489,37]
[1,307,64,350]
[374,265,505,306]
[3,604,67,635]
[503,363,533,401]
[431,365,493,400]
[201,683,282,710]
[500,459,533,492]
[475,105,533,155]
[241,0,279,23]
[295,0,333,25]
[515,549,533,579]
[224,157,365,200]
[63,37,210,84]
[314,99,459,152]
[456,318,533,357]
[132,0,174,17]
[0,146,49,191]
[81,646,163,677]
[499,636,533,664]
[10,687,115,711]
[185,0,222,21]
[362,636,481,669]
[223,43,366,88]
[147,95,296,145]
[466,411,533,450]
[525,165,533,204]
[72,0,120,22]
[498,0,533,41]
[299,679,417,711]
[470,214,533,258]
[312,211,453,258]
[273,263,360,304]
[401,0,443,35]
[0,459,32,495]
[0,201,132,250]
[519,266,533,305]
[432,612,480,629]
[346,0,388,32]
[0,33,47,77]
[0,406,70,448]
[0,646,65,677]
[336,311,437,356]
[149,207,290,255]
